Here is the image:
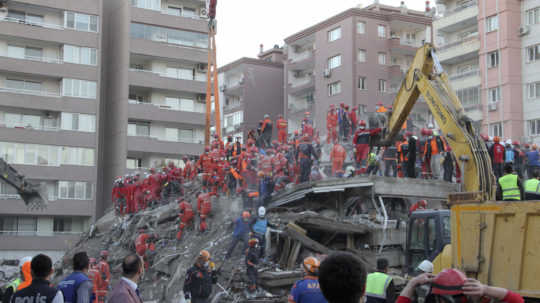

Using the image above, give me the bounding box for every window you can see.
[526,44,540,63]
[62,79,97,99]
[64,12,98,32]
[223,111,244,128]
[166,67,194,80]
[358,49,366,62]
[165,128,179,141]
[328,27,341,42]
[378,53,386,65]
[3,113,42,129]
[132,0,161,10]
[179,129,194,143]
[529,119,540,136]
[488,86,501,103]
[130,23,208,48]
[328,82,341,96]
[456,86,480,107]
[126,158,142,169]
[53,217,72,233]
[183,7,197,18]
[167,6,182,16]
[58,181,93,200]
[486,15,498,32]
[378,79,387,92]
[6,79,41,92]
[127,122,150,137]
[489,123,502,137]
[357,21,366,34]
[378,25,386,38]
[487,51,499,68]
[526,7,540,25]
[7,11,43,25]
[327,55,341,70]
[0,142,94,166]
[63,45,97,65]
[358,76,367,90]
[528,82,540,99]
[60,113,96,132]
[7,45,43,60]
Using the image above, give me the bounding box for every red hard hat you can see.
[525,144,531,148]
[431,269,467,295]
[89,258,97,265]
[305,112,311,116]
[420,128,428,136]
[294,130,299,135]
[513,141,520,146]
[359,120,366,127]
[330,104,335,109]
[405,131,413,137]
[419,200,427,207]
[493,136,500,143]
[100,250,109,257]
[205,146,210,152]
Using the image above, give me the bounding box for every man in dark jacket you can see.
[184,250,217,303]
[297,136,318,183]
[11,254,64,303]
[225,211,251,259]
[406,136,417,178]
[58,252,93,303]
[261,114,273,148]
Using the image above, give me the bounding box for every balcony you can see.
[14,0,100,14]
[0,233,84,251]
[221,79,244,97]
[388,37,418,55]
[0,125,96,147]
[128,135,203,156]
[224,123,244,134]
[388,65,406,80]
[0,89,96,114]
[435,1,478,33]
[436,34,480,64]
[288,99,312,115]
[0,17,99,47]
[128,69,206,94]
[223,101,243,113]
[0,55,97,80]
[288,50,315,71]
[130,38,208,63]
[131,6,208,33]
[448,69,480,81]
[128,101,205,125]
[288,75,315,96]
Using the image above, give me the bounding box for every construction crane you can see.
[204,0,220,146]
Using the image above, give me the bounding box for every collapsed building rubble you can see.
[53,175,458,303]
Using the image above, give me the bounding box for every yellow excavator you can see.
[387,44,540,299]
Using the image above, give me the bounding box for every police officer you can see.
[524,169,540,200]
[11,254,64,303]
[183,250,217,303]
[365,259,396,303]
[288,257,328,303]
[58,252,93,303]
[2,256,31,303]
[496,163,523,201]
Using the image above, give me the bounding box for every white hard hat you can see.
[505,139,512,145]
[488,136,493,141]
[20,256,32,267]
[258,206,266,218]
[427,123,434,129]
[416,260,433,273]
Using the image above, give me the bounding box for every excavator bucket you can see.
[0,158,47,209]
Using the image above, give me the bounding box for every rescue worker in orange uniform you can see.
[353,120,381,172]
[276,114,288,144]
[177,198,195,240]
[397,133,410,178]
[135,230,156,269]
[97,250,111,302]
[330,143,347,177]
[326,105,338,144]
[88,258,102,303]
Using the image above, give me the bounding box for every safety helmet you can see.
[416,260,434,273]
[431,269,467,295]
[419,200,428,208]
[199,250,211,262]
[513,141,520,146]
[330,104,335,109]
[264,114,270,119]
[294,130,299,135]
[100,250,109,257]
[421,128,428,136]
[428,123,434,129]
[248,238,259,247]
[204,146,210,152]
[359,120,366,127]
[200,214,207,220]
[258,206,266,218]
[493,136,500,143]
[505,139,512,146]
[242,211,251,219]
[89,258,97,265]
[303,256,320,274]
[405,131,413,137]
[20,256,32,267]
[524,144,530,149]
[305,112,311,116]
[344,105,349,109]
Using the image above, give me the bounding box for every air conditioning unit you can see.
[323,68,331,78]
[219,85,226,92]
[197,94,206,102]
[199,8,208,18]
[197,63,207,72]
[488,102,498,111]
[519,25,530,36]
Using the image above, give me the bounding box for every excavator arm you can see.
[0,158,47,208]
[383,43,495,201]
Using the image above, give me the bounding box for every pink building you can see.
[478,0,523,140]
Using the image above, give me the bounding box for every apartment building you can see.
[0,0,103,261]
[433,0,482,130]
[283,3,433,133]
[100,0,209,213]
[218,46,284,141]
[522,1,540,144]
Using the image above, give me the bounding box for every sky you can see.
[216,0,428,66]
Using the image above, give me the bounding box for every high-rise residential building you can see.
[0,0,103,260]
[283,2,433,133]
[218,45,284,141]
[433,0,482,131]
[100,0,209,217]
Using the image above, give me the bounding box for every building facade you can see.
[522,0,540,144]
[218,46,284,141]
[283,3,433,134]
[100,0,209,219]
[0,0,103,261]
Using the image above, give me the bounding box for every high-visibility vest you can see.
[498,174,521,201]
[365,272,392,299]
[524,178,540,194]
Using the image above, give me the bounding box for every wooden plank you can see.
[295,216,370,234]
[285,227,330,254]
[287,241,302,270]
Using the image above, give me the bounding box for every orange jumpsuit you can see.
[330,143,347,176]
[327,110,338,144]
[96,260,110,302]
[276,118,288,144]
[88,266,103,303]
